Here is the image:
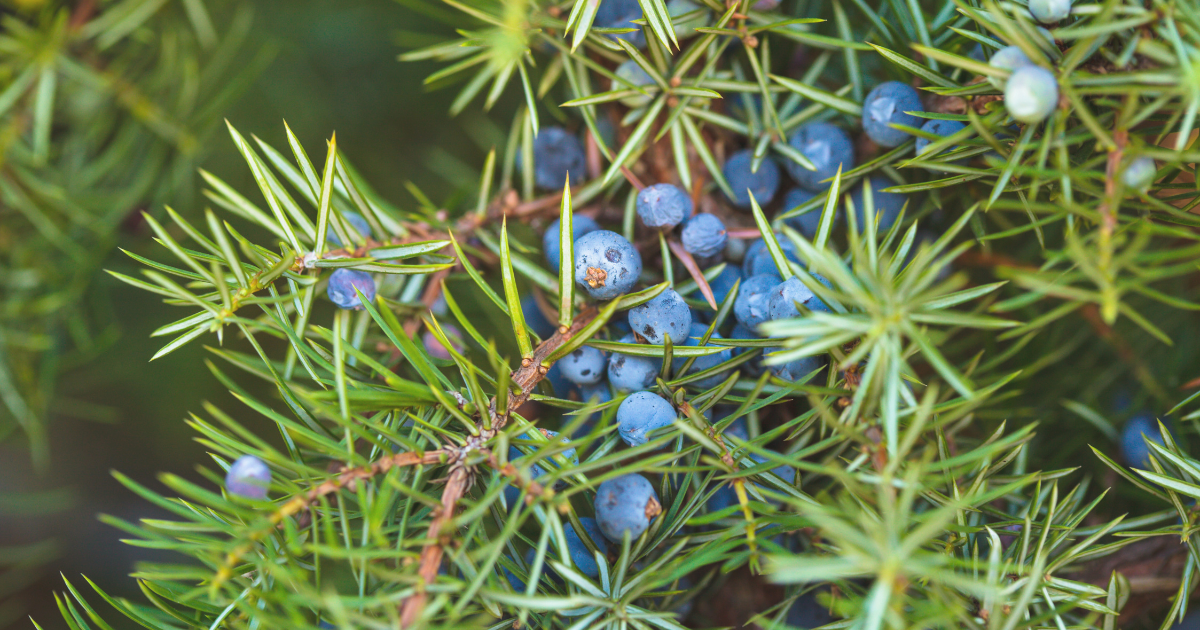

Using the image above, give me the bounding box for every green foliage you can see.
[32,0,1200,628]
[0,0,269,463]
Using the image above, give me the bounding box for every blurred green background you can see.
[0,0,494,625]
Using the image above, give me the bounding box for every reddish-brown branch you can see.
[667,238,718,309]
[400,466,470,627]
[69,0,97,30]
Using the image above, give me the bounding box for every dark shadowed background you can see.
[2,1,494,626]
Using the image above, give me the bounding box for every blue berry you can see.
[503,555,528,591]
[723,414,748,441]
[1123,157,1157,192]
[768,277,817,321]
[1030,0,1071,23]
[968,43,987,63]
[988,46,1035,89]
[723,150,781,208]
[522,295,557,339]
[707,264,743,305]
[862,81,924,147]
[326,211,372,247]
[608,333,659,392]
[915,119,967,171]
[849,176,907,232]
[615,60,656,108]
[561,346,606,385]
[545,363,573,397]
[544,214,601,270]
[595,0,645,48]
[564,517,609,578]
[1120,414,1170,470]
[781,188,828,238]
[594,474,661,542]
[637,183,692,229]
[742,237,801,277]
[629,288,692,344]
[504,429,578,507]
[707,450,794,513]
[1004,66,1058,123]
[533,127,587,191]
[785,122,856,190]
[766,349,826,382]
[750,451,796,486]
[681,213,727,258]
[787,591,836,629]
[734,273,782,329]
[226,455,271,500]
[327,268,376,310]
[576,381,614,431]
[574,230,643,300]
[675,323,733,389]
[617,391,676,447]
[730,323,765,376]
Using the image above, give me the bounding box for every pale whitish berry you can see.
[1029,0,1071,23]
[1004,66,1058,123]
[226,455,271,500]
[988,46,1034,89]
[1123,157,1157,192]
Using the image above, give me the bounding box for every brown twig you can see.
[213,449,445,589]
[400,465,471,627]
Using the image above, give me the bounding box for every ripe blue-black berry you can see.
[422,324,464,360]
[1005,66,1059,123]
[544,214,601,270]
[723,149,781,208]
[706,450,795,512]
[742,237,801,277]
[629,288,692,344]
[615,60,656,108]
[574,230,642,300]
[785,122,856,191]
[326,211,371,247]
[768,276,831,321]
[1030,0,1071,22]
[327,268,376,310]
[787,591,837,629]
[1120,414,1170,470]
[504,429,578,508]
[781,188,832,238]
[521,295,556,339]
[561,346,606,385]
[594,0,645,48]
[988,46,1034,89]
[226,454,271,500]
[636,183,692,229]
[862,81,924,147]
[608,333,659,392]
[533,127,587,191]
[730,323,765,376]
[681,213,727,258]
[766,349,826,383]
[564,517,610,578]
[594,473,661,542]
[674,323,733,389]
[915,119,968,171]
[616,391,676,446]
[850,176,907,232]
[545,363,573,397]
[707,264,743,305]
[1123,157,1157,192]
[734,273,782,329]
